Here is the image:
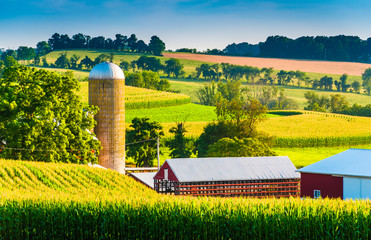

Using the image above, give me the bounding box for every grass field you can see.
[275,144,371,168]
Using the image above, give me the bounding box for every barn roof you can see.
[129,172,156,189]
[158,156,299,182]
[297,149,371,178]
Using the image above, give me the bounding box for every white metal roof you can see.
[163,156,299,182]
[297,149,371,178]
[89,62,125,80]
[129,172,157,189]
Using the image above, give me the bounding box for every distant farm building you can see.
[153,157,300,198]
[298,149,371,200]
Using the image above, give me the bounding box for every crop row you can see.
[273,135,371,148]
[0,195,370,239]
[0,159,370,239]
[80,83,191,109]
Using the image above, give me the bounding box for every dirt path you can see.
[163,52,371,76]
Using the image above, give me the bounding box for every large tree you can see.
[126,117,164,167]
[0,66,100,163]
[195,84,268,157]
[148,35,165,56]
[164,58,184,78]
[362,68,371,95]
[167,122,193,158]
[207,137,276,157]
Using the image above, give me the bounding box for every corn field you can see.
[125,86,191,109]
[0,159,370,239]
[80,82,191,109]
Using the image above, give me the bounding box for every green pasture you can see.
[275,144,371,168]
[126,103,281,124]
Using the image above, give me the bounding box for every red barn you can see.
[154,156,300,198]
[297,149,371,199]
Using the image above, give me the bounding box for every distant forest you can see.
[222,35,371,62]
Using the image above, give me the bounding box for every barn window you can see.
[164,168,168,181]
[314,190,321,198]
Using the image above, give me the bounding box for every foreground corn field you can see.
[0,159,370,239]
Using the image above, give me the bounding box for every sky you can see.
[1,0,371,51]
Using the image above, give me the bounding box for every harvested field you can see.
[163,52,371,76]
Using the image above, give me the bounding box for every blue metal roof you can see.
[297,149,371,178]
[163,156,299,182]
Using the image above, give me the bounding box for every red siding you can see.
[154,161,179,181]
[301,173,343,199]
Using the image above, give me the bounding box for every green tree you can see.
[17,46,36,63]
[167,122,193,158]
[352,81,361,93]
[93,54,110,65]
[42,57,49,67]
[136,56,163,72]
[125,72,144,88]
[33,55,41,66]
[164,58,184,78]
[70,54,81,69]
[119,60,130,71]
[304,91,330,112]
[330,94,349,113]
[196,81,218,106]
[36,41,52,56]
[362,68,371,95]
[4,56,18,68]
[340,74,350,92]
[126,117,164,167]
[79,56,94,70]
[55,52,70,68]
[195,98,268,157]
[148,35,165,56]
[0,60,4,75]
[207,137,276,157]
[0,66,100,163]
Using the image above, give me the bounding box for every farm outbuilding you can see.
[154,157,300,198]
[297,149,371,200]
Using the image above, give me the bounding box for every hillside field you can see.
[40,50,371,110]
[163,52,371,76]
[30,51,371,166]
[0,159,370,239]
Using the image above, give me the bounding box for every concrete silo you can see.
[88,62,125,173]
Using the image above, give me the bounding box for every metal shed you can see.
[154,156,300,198]
[297,149,371,199]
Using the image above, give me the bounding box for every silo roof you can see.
[158,156,299,182]
[89,61,125,80]
[297,149,371,178]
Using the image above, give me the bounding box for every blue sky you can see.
[1,0,371,50]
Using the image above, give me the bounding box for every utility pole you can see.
[157,137,160,170]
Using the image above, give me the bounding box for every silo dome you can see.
[89,61,125,80]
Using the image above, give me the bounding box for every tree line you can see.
[40,33,165,56]
[304,91,371,117]
[222,35,371,63]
